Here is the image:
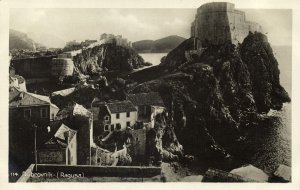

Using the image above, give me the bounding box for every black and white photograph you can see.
[1,0,299,187]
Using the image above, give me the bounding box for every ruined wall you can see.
[191,2,262,45]
[51,58,74,77]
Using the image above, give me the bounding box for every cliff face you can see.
[131,32,290,159]
[146,112,184,164]
[72,43,147,75]
[240,33,290,112]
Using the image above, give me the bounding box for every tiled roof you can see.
[56,102,91,119]
[55,123,76,141]
[52,87,75,97]
[73,103,91,117]
[127,92,165,107]
[9,87,59,109]
[106,100,137,114]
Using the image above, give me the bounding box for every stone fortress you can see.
[99,33,132,47]
[191,2,262,45]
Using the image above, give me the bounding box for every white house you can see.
[99,100,137,132]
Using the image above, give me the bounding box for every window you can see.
[40,107,47,118]
[24,109,31,119]
[126,112,130,117]
[104,115,110,121]
[51,113,55,120]
[104,125,109,131]
[116,123,121,130]
[111,124,115,131]
[116,113,120,119]
[126,122,130,127]
[136,137,139,141]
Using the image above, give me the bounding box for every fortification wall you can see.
[51,58,74,77]
[11,56,55,78]
[191,2,262,45]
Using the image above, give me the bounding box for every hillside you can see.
[9,29,36,50]
[132,35,186,53]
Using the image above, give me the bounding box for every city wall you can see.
[11,56,55,78]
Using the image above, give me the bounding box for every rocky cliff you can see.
[130,32,290,161]
[72,43,148,76]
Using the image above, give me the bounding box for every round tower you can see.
[51,58,74,77]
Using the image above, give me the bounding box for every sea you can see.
[246,46,292,173]
[139,53,167,67]
[140,47,292,173]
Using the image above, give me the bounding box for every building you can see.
[81,39,98,47]
[9,87,60,126]
[38,123,77,165]
[9,75,27,92]
[98,101,137,133]
[56,103,94,165]
[9,87,60,177]
[99,33,132,47]
[191,2,262,45]
[127,92,165,129]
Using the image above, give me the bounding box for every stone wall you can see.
[38,149,66,164]
[130,129,147,163]
[191,2,262,45]
[72,116,93,165]
[11,56,55,78]
[51,58,74,77]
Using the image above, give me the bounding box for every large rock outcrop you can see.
[240,33,290,112]
[131,32,290,160]
[72,43,148,75]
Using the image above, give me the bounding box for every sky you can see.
[9,8,292,48]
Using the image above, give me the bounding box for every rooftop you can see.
[127,92,165,107]
[9,87,58,108]
[56,102,92,119]
[106,100,137,114]
[43,123,77,149]
[51,87,76,97]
